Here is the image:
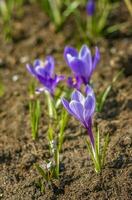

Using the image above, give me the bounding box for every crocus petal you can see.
[35,66,47,77]
[34,59,41,67]
[69,100,84,123]
[64,46,78,66]
[36,77,54,95]
[85,85,94,97]
[92,47,100,70]
[35,87,45,94]
[35,73,47,85]
[61,98,73,115]
[79,45,92,77]
[79,45,91,63]
[71,90,85,105]
[55,75,65,84]
[68,57,86,77]
[44,56,55,77]
[83,95,95,123]
[26,64,37,76]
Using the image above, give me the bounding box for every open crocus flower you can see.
[67,76,82,90]
[86,0,95,16]
[26,56,64,95]
[64,45,100,85]
[62,85,95,146]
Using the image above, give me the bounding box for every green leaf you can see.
[97,3,111,33]
[95,127,100,165]
[48,125,54,142]
[86,140,97,169]
[45,91,57,119]
[29,99,41,140]
[58,109,68,152]
[63,1,80,19]
[124,0,132,17]
[35,164,48,181]
[54,149,59,178]
[97,69,124,112]
[0,81,4,97]
[97,85,112,112]
[101,134,109,167]
[48,0,61,26]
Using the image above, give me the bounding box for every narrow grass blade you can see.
[58,110,68,152]
[95,127,100,166]
[124,0,132,16]
[54,149,59,178]
[29,99,41,140]
[48,125,54,142]
[63,1,80,18]
[0,81,4,97]
[45,91,57,119]
[86,140,98,170]
[48,0,61,26]
[97,69,124,112]
[101,134,109,167]
[35,163,47,181]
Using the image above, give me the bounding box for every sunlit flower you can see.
[64,45,100,85]
[62,85,95,146]
[26,56,64,95]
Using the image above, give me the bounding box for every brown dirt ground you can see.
[0,2,132,200]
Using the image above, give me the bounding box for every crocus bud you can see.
[86,0,95,16]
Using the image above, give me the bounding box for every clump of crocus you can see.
[62,85,109,173]
[86,0,95,16]
[26,56,69,190]
[64,45,100,86]
[26,56,64,96]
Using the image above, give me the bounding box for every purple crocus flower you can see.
[64,45,100,85]
[62,85,95,146]
[86,0,95,16]
[26,56,64,95]
[67,76,82,90]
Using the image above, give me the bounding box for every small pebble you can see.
[110,47,116,54]
[111,155,125,169]
[20,56,29,63]
[124,137,131,146]
[118,50,124,56]
[12,75,19,82]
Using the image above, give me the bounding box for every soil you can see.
[0,2,132,200]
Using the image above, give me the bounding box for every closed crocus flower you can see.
[61,85,95,146]
[64,45,100,85]
[86,0,95,16]
[26,56,64,95]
